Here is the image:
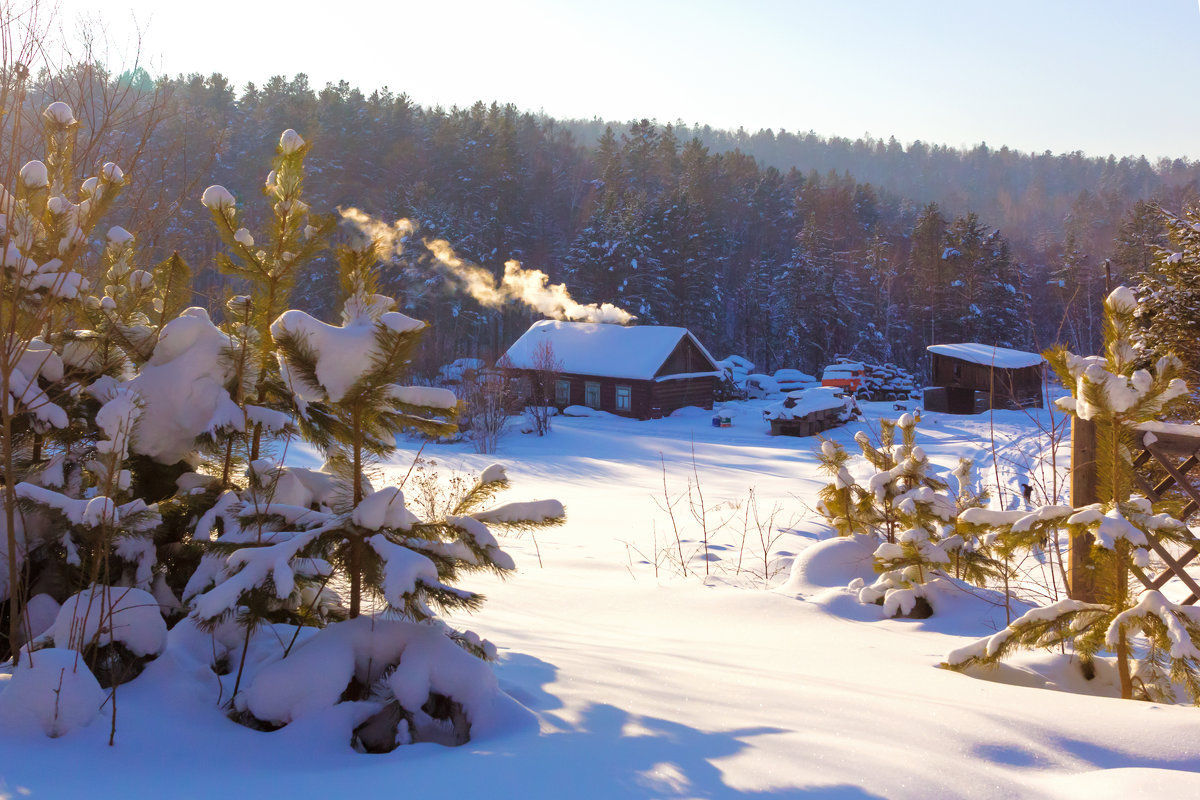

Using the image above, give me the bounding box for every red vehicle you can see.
[820,362,865,392]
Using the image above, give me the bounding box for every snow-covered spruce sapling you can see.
[161,132,331,623]
[200,128,336,465]
[15,382,169,687]
[2,101,131,658]
[270,242,461,617]
[174,132,330,574]
[945,287,1198,703]
[188,242,564,744]
[816,415,999,616]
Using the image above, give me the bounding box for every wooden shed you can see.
[924,343,1044,414]
[502,320,721,419]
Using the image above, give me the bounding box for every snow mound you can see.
[279,129,305,154]
[667,405,711,418]
[20,160,49,188]
[773,368,818,391]
[0,649,103,737]
[43,101,76,125]
[388,385,457,410]
[782,534,878,594]
[561,405,613,418]
[954,649,1121,699]
[200,184,235,211]
[244,617,526,743]
[53,586,167,658]
[744,373,780,398]
[472,499,565,524]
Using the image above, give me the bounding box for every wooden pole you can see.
[1069,416,1098,601]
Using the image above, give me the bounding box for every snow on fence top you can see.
[504,320,719,381]
[926,343,1044,369]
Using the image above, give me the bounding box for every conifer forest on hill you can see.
[31,69,1199,377]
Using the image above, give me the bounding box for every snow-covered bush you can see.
[46,586,167,686]
[456,365,515,453]
[815,414,996,616]
[944,287,1200,704]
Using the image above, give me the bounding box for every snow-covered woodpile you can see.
[858,362,918,402]
[763,387,856,437]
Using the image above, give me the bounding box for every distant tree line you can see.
[16,69,1200,377]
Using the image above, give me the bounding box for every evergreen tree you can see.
[908,202,949,355]
[816,415,996,617]
[1134,204,1200,407]
[946,287,1196,703]
[1112,199,1165,282]
[1048,229,1090,351]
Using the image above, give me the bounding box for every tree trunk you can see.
[349,404,363,618]
[1116,550,1133,700]
[3,402,21,660]
[1068,416,1097,601]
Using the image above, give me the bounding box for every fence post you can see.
[1069,416,1097,601]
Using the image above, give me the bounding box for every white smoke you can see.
[341,207,415,258]
[341,208,634,325]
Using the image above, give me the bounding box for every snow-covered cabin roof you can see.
[503,320,719,381]
[927,343,1044,369]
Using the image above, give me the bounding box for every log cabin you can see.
[502,320,722,419]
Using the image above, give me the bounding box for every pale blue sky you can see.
[58,0,1200,159]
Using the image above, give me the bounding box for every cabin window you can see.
[615,385,632,412]
[555,379,570,405]
[585,381,601,409]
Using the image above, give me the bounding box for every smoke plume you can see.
[340,207,414,258]
[341,208,634,325]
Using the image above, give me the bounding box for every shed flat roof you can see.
[927,343,1044,369]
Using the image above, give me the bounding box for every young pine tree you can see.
[1,100,139,658]
[190,241,564,743]
[946,287,1198,703]
[816,415,997,616]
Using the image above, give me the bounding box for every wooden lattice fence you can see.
[1070,420,1200,602]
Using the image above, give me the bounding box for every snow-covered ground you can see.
[3,399,1200,798]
